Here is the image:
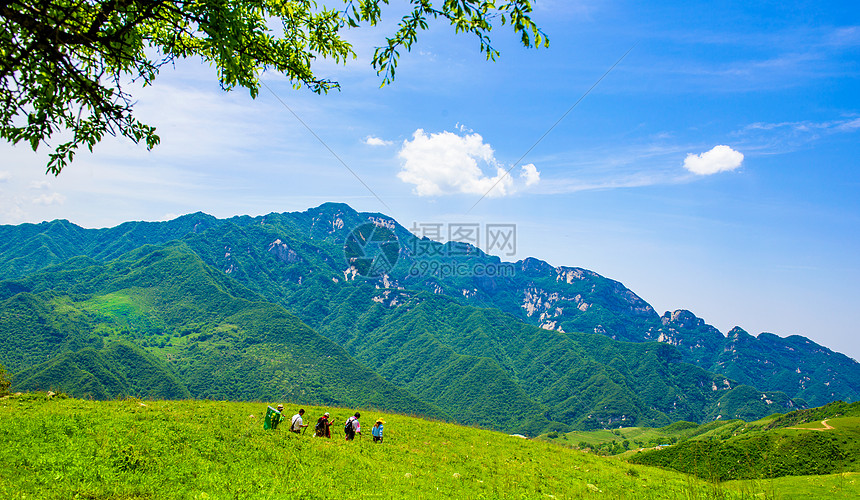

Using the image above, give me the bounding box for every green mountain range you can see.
[1,203,857,434]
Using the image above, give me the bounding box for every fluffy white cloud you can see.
[683,145,744,175]
[0,171,9,182]
[364,136,393,147]
[397,129,539,197]
[520,164,540,186]
[32,193,66,205]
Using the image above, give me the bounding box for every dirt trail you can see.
[786,418,834,431]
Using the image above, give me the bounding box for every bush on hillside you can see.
[0,363,11,396]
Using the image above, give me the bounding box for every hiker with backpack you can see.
[344,412,361,441]
[290,408,308,434]
[264,404,286,430]
[371,419,384,443]
[314,412,332,438]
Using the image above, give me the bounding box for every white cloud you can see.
[826,26,860,47]
[30,180,50,189]
[734,116,860,155]
[454,122,473,134]
[0,198,26,224]
[683,145,744,175]
[397,129,540,197]
[364,136,392,147]
[0,171,9,182]
[837,117,860,131]
[417,50,437,62]
[743,117,860,134]
[32,193,66,205]
[521,164,540,186]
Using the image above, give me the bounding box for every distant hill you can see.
[1,202,857,433]
[627,401,860,480]
[14,342,191,400]
[540,401,860,481]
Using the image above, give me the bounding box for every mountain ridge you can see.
[1,202,857,432]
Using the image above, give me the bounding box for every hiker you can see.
[264,404,285,430]
[371,418,384,443]
[314,412,332,438]
[290,408,308,434]
[345,412,361,441]
[272,404,286,430]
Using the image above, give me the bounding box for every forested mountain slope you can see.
[1,203,857,432]
[0,243,443,418]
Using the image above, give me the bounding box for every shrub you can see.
[0,363,10,396]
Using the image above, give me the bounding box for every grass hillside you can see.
[4,394,856,499]
[538,401,860,483]
[627,401,860,481]
[538,418,757,456]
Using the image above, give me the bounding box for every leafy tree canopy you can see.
[0,0,547,174]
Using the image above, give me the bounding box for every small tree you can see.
[0,363,11,396]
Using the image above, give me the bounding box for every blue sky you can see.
[1,0,859,360]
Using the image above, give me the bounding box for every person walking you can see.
[290,408,308,434]
[344,412,361,441]
[314,412,332,438]
[265,404,286,430]
[371,418,385,443]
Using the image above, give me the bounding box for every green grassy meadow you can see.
[539,419,736,456]
[4,394,846,499]
[724,472,860,499]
